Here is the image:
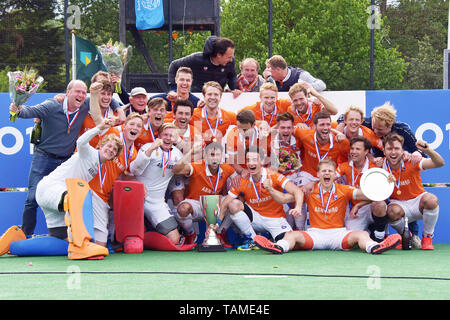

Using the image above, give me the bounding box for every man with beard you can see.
[383,133,444,250]
[336,136,388,242]
[287,83,337,129]
[173,142,237,244]
[219,147,303,250]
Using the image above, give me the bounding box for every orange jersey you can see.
[190,107,236,144]
[336,158,377,206]
[336,158,378,188]
[294,128,350,177]
[240,99,291,127]
[228,168,289,218]
[186,161,236,200]
[382,159,426,201]
[134,122,158,151]
[306,183,356,229]
[89,130,138,202]
[79,109,118,148]
[287,101,322,128]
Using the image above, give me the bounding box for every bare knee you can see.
[228,199,244,214]
[421,193,439,211]
[371,201,387,217]
[387,204,404,221]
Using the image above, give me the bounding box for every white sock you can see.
[276,239,290,253]
[390,218,404,234]
[230,210,256,239]
[365,241,378,253]
[423,206,439,237]
[176,213,194,235]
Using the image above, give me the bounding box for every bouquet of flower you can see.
[278,147,301,173]
[7,68,44,122]
[97,39,132,94]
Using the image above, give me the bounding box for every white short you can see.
[246,204,292,240]
[388,192,427,222]
[345,203,374,231]
[304,227,353,251]
[36,178,110,243]
[144,197,172,227]
[167,174,185,193]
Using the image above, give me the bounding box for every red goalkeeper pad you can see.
[113,180,145,243]
[143,232,197,251]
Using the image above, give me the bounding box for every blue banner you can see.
[135,0,165,30]
[0,93,55,188]
[366,89,450,184]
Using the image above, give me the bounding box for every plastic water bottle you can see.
[401,217,412,250]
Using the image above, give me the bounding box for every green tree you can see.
[180,0,407,90]
[0,0,65,92]
[383,0,448,89]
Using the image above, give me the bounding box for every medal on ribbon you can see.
[314,132,334,162]
[66,109,80,134]
[161,148,171,177]
[206,162,221,193]
[97,152,107,189]
[319,183,335,219]
[203,107,221,141]
[385,159,404,196]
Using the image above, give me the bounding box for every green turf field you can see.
[1,244,449,300]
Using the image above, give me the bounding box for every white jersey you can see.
[130,143,183,199]
[40,127,102,185]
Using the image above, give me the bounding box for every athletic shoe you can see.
[184,232,197,245]
[123,236,143,254]
[68,240,109,260]
[412,235,422,249]
[371,234,401,255]
[253,235,284,254]
[237,239,259,251]
[0,225,26,256]
[421,235,434,250]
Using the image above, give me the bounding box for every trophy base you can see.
[198,244,226,252]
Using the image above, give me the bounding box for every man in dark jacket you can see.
[168,36,240,96]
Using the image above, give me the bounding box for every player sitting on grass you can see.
[254,158,401,255]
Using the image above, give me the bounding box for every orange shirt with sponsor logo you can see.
[240,99,291,127]
[294,128,350,177]
[288,102,322,128]
[89,130,138,202]
[190,107,236,144]
[305,183,356,229]
[186,161,236,200]
[228,168,289,218]
[383,159,426,201]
